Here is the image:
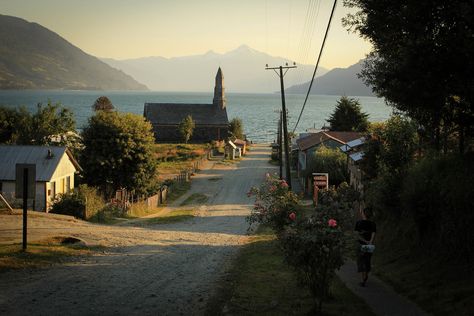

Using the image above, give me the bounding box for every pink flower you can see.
[328,219,337,227]
[280,180,288,188]
[269,185,276,192]
[265,173,270,178]
[289,212,296,221]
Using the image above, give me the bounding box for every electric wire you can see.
[292,0,337,133]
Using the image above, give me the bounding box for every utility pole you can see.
[266,63,296,189]
[278,110,283,179]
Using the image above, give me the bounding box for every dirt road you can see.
[0,144,275,316]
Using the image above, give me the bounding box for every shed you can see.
[0,145,81,211]
[225,141,237,160]
[233,138,247,155]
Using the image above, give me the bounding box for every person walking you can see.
[355,206,376,287]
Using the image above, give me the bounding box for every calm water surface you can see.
[0,91,392,143]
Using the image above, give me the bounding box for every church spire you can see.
[213,67,226,109]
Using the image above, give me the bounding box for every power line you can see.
[292,0,338,133]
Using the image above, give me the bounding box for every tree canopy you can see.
[92,96,114,112]
[179,115,195,144]
[228,117,244,140]
[304,146,348,186]
[343,0,474,152]
[0,101,75,145]
[327,96,369,132]
[81,111,157,196]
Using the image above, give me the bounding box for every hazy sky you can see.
[2,0,371,69]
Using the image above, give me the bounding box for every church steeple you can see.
[213,67,226,109]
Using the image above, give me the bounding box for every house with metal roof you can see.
[296,131,362,193]
[144,68,229,143]
[0,145,81,211]
[339,137,366,192]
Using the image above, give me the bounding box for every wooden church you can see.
[144,68,229,143]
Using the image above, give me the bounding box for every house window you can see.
[66,176,71,193]
[51,182,56,197]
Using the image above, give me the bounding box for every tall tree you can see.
[343,0,474,152]
[81,111,157,196]
[179,115,195,144]
[92,96,114,112]
[0,101,75,145]
[327,96,369,132]
[228,117,244,140]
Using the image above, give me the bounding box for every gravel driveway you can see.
[0,144,275,316]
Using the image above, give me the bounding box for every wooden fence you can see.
[113,151,209,210]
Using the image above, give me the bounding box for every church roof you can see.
[144,103,229,126]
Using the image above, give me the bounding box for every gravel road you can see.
[0,144,275,316]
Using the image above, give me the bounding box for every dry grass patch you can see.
[0,239,101,273]
[139,209,195,225]
[180,193,208,206]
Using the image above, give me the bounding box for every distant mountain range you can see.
[0,15,147,90]
[102,45,329,93]
[285,60,374,96]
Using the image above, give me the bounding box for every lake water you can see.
[0,91,392,143]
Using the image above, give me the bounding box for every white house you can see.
[0,146,81,211]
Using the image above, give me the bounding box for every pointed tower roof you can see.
[213,67,226,109]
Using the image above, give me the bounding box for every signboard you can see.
[312,173,329,207]
[312,173,329,190]
[15,164,36,199]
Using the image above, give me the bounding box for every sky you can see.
[1,0,372,69]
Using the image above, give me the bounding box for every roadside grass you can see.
[127,201,162,218]
[167,182,191,203]
[180,193,208,206]
[372,221,474,316]
[153,143,209,180]
[0,241,102,273]
[206,225,375,316]
[139,209,195,225]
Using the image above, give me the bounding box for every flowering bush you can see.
[246,173,300,233]
[281,209,346,312]
[246,176,359,313]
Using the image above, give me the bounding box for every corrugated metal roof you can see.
[346,137,366,148]
[0,146,72,181]
[296,131,362,152]
[349,151,364,162]
[340,137,366,152]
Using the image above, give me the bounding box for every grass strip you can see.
[0,242,101,273]
[206,226,375,316]
[180,193,208,206]
[139,209,195,225]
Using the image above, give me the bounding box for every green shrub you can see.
[50,185,104,219]
[280,184,356,313]
[246,173,300,233]
[401,154,474,260]
[89,204,125,223]
[304,145,348,186]
[50,191,85,218]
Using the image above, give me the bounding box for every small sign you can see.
[312,173,329,189]
[15,164,36,199]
